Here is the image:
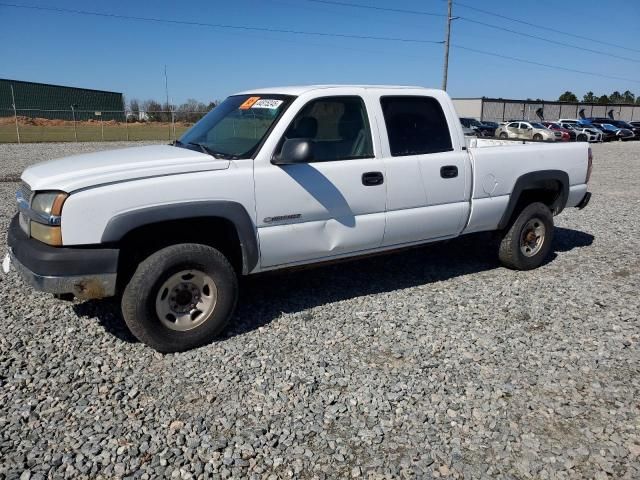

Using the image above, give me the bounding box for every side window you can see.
[507,122,519,129]
[380,96,453,156]
[279,96,373,162]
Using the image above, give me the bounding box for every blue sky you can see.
[1,0,639,105]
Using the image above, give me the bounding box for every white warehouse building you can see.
[452,97,639,122]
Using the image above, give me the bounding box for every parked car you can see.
[595,119,640,139]
[495,121,560,141]
[460,117,496,137]
[590,122,634,141]
[541,122,575,141]
[461,124,476,136]
[630,121,640,128]
[558,118,580,125]
[584,123,617,142]
[558,122,602,143]
[481,121,500,129]
[5,85,592,352]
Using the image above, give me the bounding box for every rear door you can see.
[375,94,471,247]
[520,122,534,139]
[506,122,519,138]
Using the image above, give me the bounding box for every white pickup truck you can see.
[5,85,592,352]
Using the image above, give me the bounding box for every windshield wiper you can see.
[187,142,228,159]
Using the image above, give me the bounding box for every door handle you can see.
[362,171,384,186]
[440,165,458,179]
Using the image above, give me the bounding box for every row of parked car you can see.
[460,117,640,142]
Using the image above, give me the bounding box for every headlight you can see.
[25,191,68,246]
[31,191,68,218]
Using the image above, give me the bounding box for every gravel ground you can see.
[0,141,639,479]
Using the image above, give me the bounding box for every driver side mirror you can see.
[272,138,314,165]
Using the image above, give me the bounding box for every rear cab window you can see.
[380,96,453,156]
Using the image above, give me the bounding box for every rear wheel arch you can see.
[498,170,569,230]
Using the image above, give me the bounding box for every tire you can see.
[498,202,554,271]
[577,134,587,142]
[533,133,543,141]
[121,243,238,353]
[499,132,508,139]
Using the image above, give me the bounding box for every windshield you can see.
[178,94,294,158]
[530,122,545,129]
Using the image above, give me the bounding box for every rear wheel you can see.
[121,243,238,352]
[577,134,588,142]
[498,202,554,270]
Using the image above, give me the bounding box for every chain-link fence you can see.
[0,109,209,143]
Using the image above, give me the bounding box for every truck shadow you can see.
[74,227,593,345]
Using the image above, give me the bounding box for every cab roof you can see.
[234,84,434,96]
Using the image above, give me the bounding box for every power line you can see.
[1,2,638,85]
[460,17,640,64]
[305,0,640,63]
[452,0,640,54]
[306,0,444,17]
[0,2,444,45]
[452,44,640,84]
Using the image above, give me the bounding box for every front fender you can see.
[101,201,259,274]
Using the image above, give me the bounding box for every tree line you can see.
[126,98,219,123]
[557,90,640,105]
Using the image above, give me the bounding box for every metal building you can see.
[453,97,640,123]
[0,78,124,121]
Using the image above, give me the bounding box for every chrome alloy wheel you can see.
[155,270,217,331]
[519,218,546,257]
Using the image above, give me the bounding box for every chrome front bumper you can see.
[5,249,117,299]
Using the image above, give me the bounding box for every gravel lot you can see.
[1,141,639,479]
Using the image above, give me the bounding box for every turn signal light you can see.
[30,222,62,246]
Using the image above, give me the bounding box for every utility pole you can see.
[442,0,454,91]
[164,65,174,142]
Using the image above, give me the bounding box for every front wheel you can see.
[498,202,554,270]
[121,243,238,352]
[533,133,543,141]
[499,132,508,139]
[577,134,587,142]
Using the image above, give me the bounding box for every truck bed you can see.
[462,138,590,234]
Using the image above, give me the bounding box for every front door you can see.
[254,95,387,268]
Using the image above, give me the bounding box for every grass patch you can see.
[0,124,192,143]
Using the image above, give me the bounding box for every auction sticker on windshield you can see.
[239,96,260,110]
[251,99,284,109]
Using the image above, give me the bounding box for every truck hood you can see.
[21,145,230,192]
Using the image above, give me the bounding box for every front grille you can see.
[16,182,32,204]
